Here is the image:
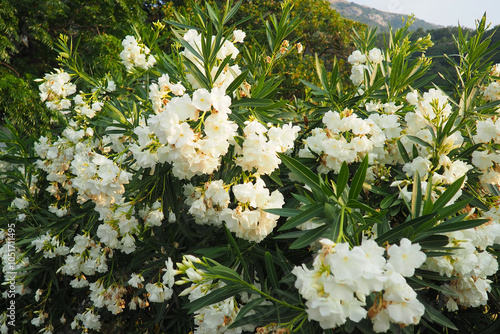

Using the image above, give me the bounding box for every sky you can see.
[347,0,500,29]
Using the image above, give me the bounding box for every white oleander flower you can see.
[368,48,384,64]
[233,29,246,43]
[348,50,367,65]
[387,238,426,277]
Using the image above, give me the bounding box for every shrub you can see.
[1,2,500,333]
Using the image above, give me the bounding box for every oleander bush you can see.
[2,1,500,333]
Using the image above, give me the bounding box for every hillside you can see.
[328,0,442,31]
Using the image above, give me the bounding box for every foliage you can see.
[2,2,500,334]
[0,73,56,137]
[0,0,156,136]
[165,0,364,98]
[377,22,500,87]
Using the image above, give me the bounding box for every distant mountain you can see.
[328,0,442,31]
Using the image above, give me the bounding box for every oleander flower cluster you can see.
[388,88,471,203]
[292,238,426,332]
[235,120,300,175]
[130,84,239,178]
[120,35,156,71]
[348,48,384,86]
[299,109,386,173]
[471,115,500,186]
[185,177,284,242]
[37,68,77,112]
[423,206,500,310]
[482,63,500,101]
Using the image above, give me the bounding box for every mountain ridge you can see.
[328,0,442,31]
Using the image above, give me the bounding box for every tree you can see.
[0,0,154,136]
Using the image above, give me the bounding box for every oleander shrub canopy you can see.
[1,1,500,333]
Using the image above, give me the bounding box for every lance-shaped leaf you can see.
[226,69,249,96]
[375,213,437,244]
[336,162,349,199]
[348,155,369,200]
[278,203,324,231]
[419,298,458,330]
[186,285,249,314]
[416,217,489,239]
[278,153,323,196]
[411,173,423,218]
[433,175,465,211]
[265,252,279,289]
[290,224,330,249]
[228,297,266,329]
[397,139,411,163]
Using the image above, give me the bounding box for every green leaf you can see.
[324,202,339,221]
[205,2,220,27]
[278,153,323,196]
[163,20,199,31]
[420,299,458,330]
[223,0,243,25]
[265,252,279,289]
[273,230,307,240]
[186,285,247,314]
[435,199,469,220]
[414,269,457,281]
[226,69,249,96]
[278,203,324,231]
[223,225,249,281]
[346,199,379,214]
[411,173,422,218]
[407,135,432,148]
[349,156,369,200]
[397,139,411,163]
[207,265,244,283]
[268,169,283,186]
[275,246,293,275]
[408,276,457,297]
[422,175,434,215]
[433,176,465,211]
[228,297,265,329]
[292,193,314,205]
[426,218,489,235]
[318,175,335,198]
[299,79,327,95]
[290,224,329,249]
[104,103,128,124]
[375,213,437,244]
[232,98,274,108]
[336,162,349,198]
[414,234,450,249]
[264,208,302,218]
[441,109,459,137]
[380,193,397,209]
[454,143,483,160]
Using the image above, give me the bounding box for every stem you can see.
[0,62,20,77]
[336,206,345,243]
[249,284,304,311]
